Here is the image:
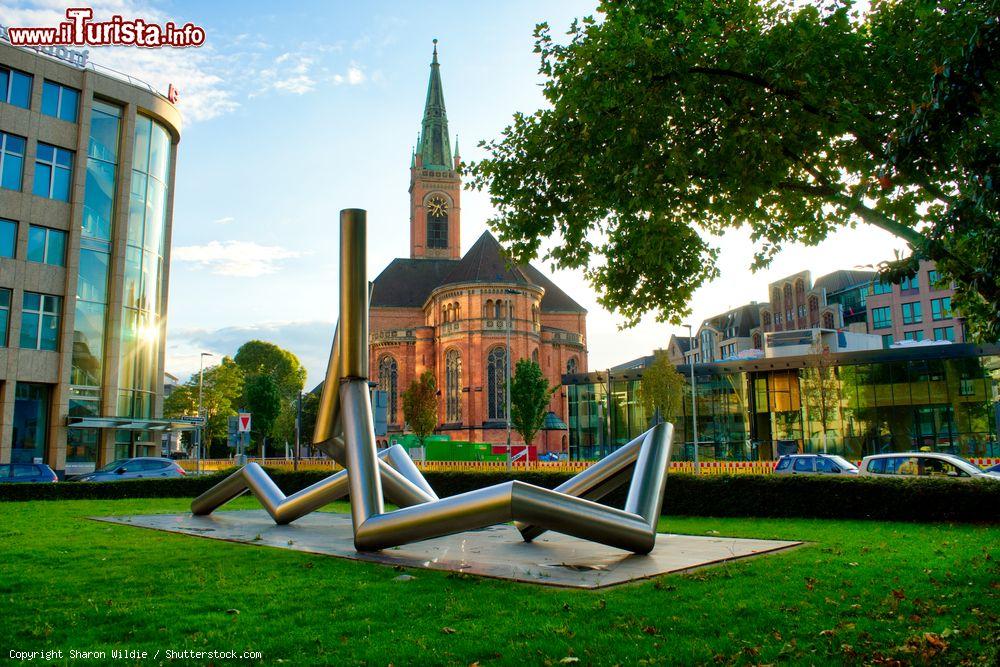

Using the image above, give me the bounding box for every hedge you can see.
[1,469,998,523]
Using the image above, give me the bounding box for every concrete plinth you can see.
[93,510,801,589]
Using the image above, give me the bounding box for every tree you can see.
[163,357,244,452]
[510,359,557,447]
[800,343,840,453]
[244,374,281,454]
[637,351,685,425]
[401,371,438,444]
[234,340,307,402]
[469,0,999,339]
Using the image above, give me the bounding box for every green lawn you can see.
[0,498,997,666]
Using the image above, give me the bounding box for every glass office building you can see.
[565,344,1000,462]
[1,41,187,476]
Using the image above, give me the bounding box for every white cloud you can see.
[347,65,365,85]
[254,52,316,96]
[172,240,306,277]
[213,216,235,225]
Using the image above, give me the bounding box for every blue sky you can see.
[6,1,908,386]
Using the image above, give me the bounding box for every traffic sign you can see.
[238,412,252,433]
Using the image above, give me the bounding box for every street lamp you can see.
[685,325,700,474]
[504,288,520,471]
[196,352,213,475]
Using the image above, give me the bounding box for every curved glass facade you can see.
[567,346,1000,462]
[67,100,121,465]
[117,115,171,421]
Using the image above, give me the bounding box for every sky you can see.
[6,1,908,387]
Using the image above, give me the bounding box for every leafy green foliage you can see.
[402,371,438,442]
[637,351,685,423]
[244,374,281,452]
[468,0,999,336]
[234,340,307,402]
[510,359,557,446]
[162,357,244,449]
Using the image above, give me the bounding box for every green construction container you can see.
[424,440,505,462]
[388,433,452,453]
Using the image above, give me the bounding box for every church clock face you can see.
[427,195,449,217]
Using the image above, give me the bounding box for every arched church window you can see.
[822,311,835,329]
[566,357,578,374]
[426,194,449,249]
[487,346,507,421]
[445,349,462,422]
[752,333,762,349]
[483,299,493,320]
[532,348,539,365]
[494,300,503,320]
[378,355,399,423]
[452,301,460,321]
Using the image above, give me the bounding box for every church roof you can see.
[442,232,531,285]
[370,231,586,313]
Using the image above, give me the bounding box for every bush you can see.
[1,469,997,523]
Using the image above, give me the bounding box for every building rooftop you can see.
[371,231,586,313]
[814,269,876,294]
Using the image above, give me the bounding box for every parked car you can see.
[984,463,1000,475]
[72,457,186,482]
[774,454,859,475]
[0,463,58,483]
[860,452,1000,480]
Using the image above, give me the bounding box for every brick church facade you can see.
[368,43,588,452]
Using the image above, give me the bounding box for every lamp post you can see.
[504,289,520,471]
[196,352,212,475]
[295,390,302,472]
[685,325,700,474]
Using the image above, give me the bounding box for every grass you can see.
[0,497,997,666]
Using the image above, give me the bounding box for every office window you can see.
[901,302,922,325]
[0,218,16,258]
[927,269,942,290]
[872,280,893,295]
[930,297,952,321]
[27,225,67,266]
[0,132,26,191]
[872,306,892,329]
[881,334,894,348]
[900,275,919,292]
[0,66,32,108]
[0,288,10,346]
[904,330,924,342]
[33,143,73,201]
[933,326,955,342]
[20,292,61,351]
[41,81,79,122]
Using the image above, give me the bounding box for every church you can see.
[369,42,589,452]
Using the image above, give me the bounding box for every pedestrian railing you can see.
[179,456,1000,475]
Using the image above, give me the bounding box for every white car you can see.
[859,452,1000,480]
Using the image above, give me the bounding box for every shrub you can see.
[1,469,997,523]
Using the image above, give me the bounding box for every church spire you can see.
[419,38,453,171]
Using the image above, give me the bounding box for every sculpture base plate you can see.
[93,510,801,589]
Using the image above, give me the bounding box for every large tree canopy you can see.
[468,0,999,338]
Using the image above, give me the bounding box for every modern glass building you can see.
[565,343,1000,462]
[0,41,188,476]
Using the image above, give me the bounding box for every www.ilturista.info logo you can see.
[6,7,205,48]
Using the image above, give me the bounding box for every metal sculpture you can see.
[192,209,673,554]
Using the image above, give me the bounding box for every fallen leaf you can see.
[442,627,457,634]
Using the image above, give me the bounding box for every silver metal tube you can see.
[516,430,647,541]
[383,444,439,501]
[339,208,368,379]
[624,423,673,525]
[341,380,384,533]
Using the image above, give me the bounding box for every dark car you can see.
[72,457,186,482]
[985,463,1000,475]
[0,463,58,483]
